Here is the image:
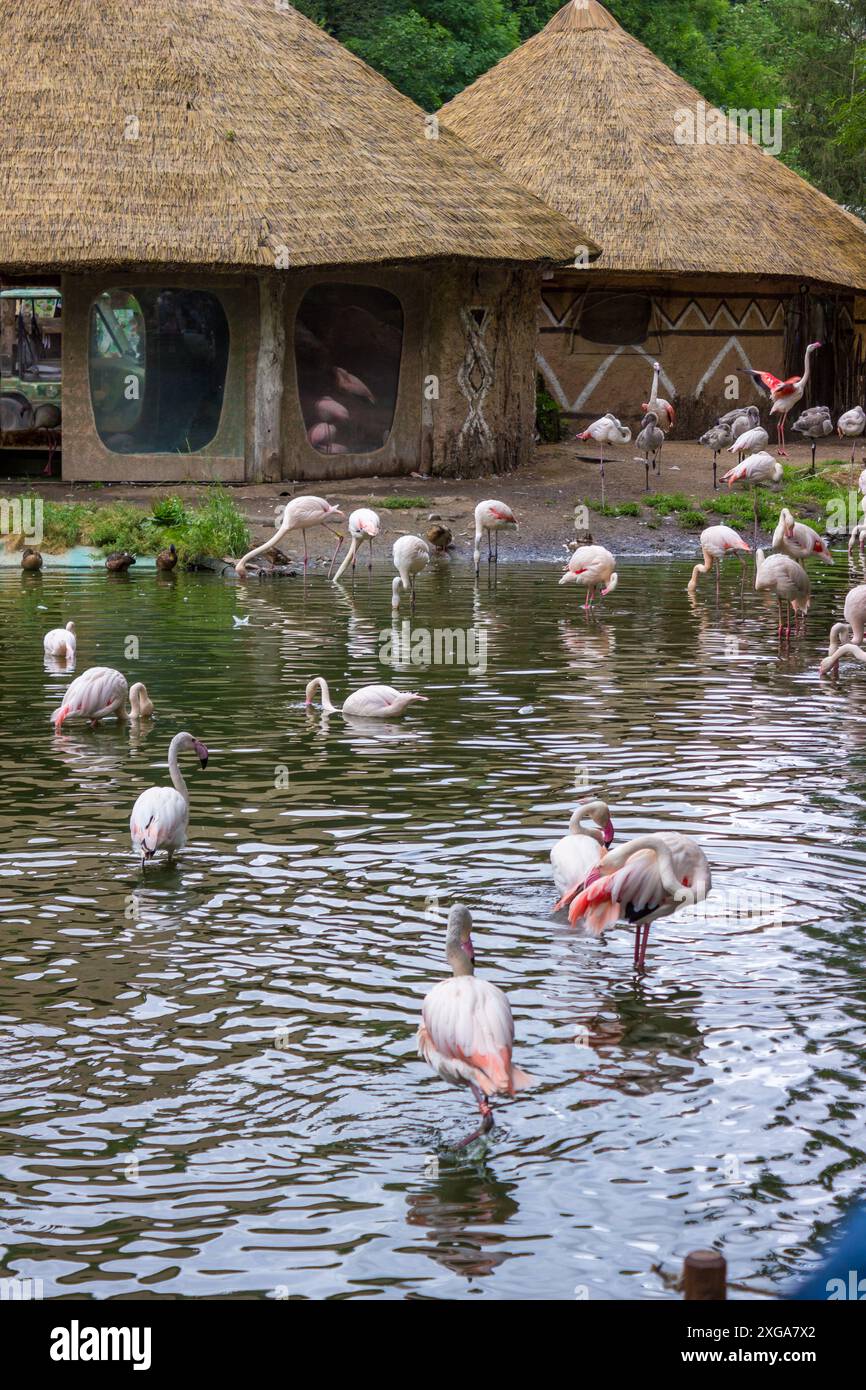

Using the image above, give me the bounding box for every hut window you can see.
[89,289,229,454]
[295,284,403,455]
[578,292,652,346]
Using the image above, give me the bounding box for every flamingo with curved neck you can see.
[304,675,427,719]
[129,731,208,868]
[235,495,344,577]
[550,799,615,911]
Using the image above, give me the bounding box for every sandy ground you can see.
[1,438,852,563]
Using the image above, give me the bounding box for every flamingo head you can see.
[807,341,822,355]
[603,818,615,847]
[191,738,209,768]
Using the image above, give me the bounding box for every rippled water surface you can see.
[2,555,866,1300]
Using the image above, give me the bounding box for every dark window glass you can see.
[579,292,652,346]
[90,289,229,454]
[296,285,403,455]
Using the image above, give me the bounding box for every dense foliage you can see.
[295,0,866,211]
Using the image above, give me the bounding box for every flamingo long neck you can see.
[332,537,359,583]
[446,927,474,977]
[236,520,291,570]
[828,621,852,658]
[649,363,660,407]
[168,737,190,803]
[688,554,712,590]
[598,834,681,899]
[568,805,605,844]
[306,676,339,713]
[799,347,815,391]
[824,642,866,673]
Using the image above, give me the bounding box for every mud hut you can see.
[440,0,866,432]
[0,0,594,482]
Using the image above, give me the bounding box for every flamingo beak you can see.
[193,740,209,768]
[464,936,475,962]
[603,820,615,847]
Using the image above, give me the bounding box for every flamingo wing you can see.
[130,788,188,858]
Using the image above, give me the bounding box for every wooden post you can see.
[683,1249,727,1300]
[252,274,287,484]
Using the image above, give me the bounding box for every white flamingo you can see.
[772,507,833,565]
[473,500,517,575]
[577,415,631,506]
[304,676,427,719]
[818,585,866,675]
[641,361,675,431]
[687,525,750,597]
[727,424,769,460]
[568,832,711,970]
[43,621,76,659]
[391,534,430,609]
[838,406,866,477]
[129,732,209,869]
[559,544,617,609]
[741,341,822,455]
[417,904,536,1148]
[720,451,783,544]
[699,421,732,490]
[234,495,345,577]
[550,800,614,911]
[332,507,380,583]
[754,548,811,637]
[52,667,130,728]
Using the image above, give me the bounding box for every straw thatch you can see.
[440,0,866,290]
[0,0,594,272]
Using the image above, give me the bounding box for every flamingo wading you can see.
[473,500,517,575]
[235,495,345,577]
[686,526,750,598]
[550,800,615,911]
[754,548,811,638]
[391,534,430,609]
[304,676,427,719]
[559,544,617,609]
[43,621,76,659]
[129,732,209,868]
[332,507,380,583]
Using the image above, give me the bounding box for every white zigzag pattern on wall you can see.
[537,346,677,414]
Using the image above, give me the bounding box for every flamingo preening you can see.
[791,406,833,474]
[391,534,430,609]
[838,406,866,478]
[332,507,380,583]
[304,676,427,719]
[754,548,811,638]
[686,525,750,599]
[740,341,821,456]
[234,496,345,577]
[417,904,536,1148]
[550,800,615,911]
[641,361,675,431]
[635,411,664,489]
[577,415,631,506]
[43,621,76,659]
[818,585,866,676]
[567,832,711,971]
[129,732,209,869]
[772,507,833,566]
[727,424,769,462]
[699,421,732,490]
[720,451,783,545]
[473,500,517,575]
[559,544,617,608]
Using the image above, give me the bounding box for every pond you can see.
[1,554,864,1300]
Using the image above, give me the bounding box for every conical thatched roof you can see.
[440,0,866,290]
[0,0,593,272]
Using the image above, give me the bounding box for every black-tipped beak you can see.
[603,820,615,847]
[194,740,209,768]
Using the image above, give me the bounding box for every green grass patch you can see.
[587,500,642,517]
[377,496,426,510]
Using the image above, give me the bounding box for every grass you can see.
[587,500,642,518]
[376,496,427,510]
[8,488,249,566]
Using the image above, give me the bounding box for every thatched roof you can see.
[440,0,866,291]
[0,0,594,273]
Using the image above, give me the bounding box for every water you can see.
[1,555,865,1301]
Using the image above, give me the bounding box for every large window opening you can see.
[295,284,403,456]
[90,288,229,454]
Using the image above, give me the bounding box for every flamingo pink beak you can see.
[603,820,615,847]
[193,740,209,768]
[464,936,475,962]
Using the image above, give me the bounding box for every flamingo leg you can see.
[302,528,308,569]
[752,487,759,547]
[636,924,651,971]
[487,529,492,564]
[326,529,344,579]
[810,440,816,475]
[713,451,718,491]
[715,561,720,604]
[599,443,605,508]
[452,1082,495,1150]
[494,531,499,563]
[368,536,374,572]
[633,926,641,967]
[644,456,649,491]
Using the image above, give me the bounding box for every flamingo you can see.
[392,534,430,609]
[333,367,376,403]
[332,507,380,583]
[550,800,615,911]
[740,341,822,455]
[641,361,675,431]
[473,500,517,575]
[720,451,783,544]
[577,415,631,506]
[568,832,710,970]
[129,683,154,719]
[51,667,131,728]
[727,424,769,462]
[717,404,760,436]
[818,586,866,675]
[129,731,208,869]
[635,411,664,489]
[754,548,811,637]
[235,495,344,577]
[838,406,866,478]
[791,406,833,474]
[772,507,833,565]
[559,544,617,609]
[417,904,536,1148]
[699,421,732,490]
[304,676,427,719]
[43,621,76,659]
[686,526,750,598]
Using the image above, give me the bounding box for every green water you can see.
[1,555,865,1299]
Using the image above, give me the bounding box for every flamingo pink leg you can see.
[326,529,344,579]
[453,1082,495,1150]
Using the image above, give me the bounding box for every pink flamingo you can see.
[550,800,614,911]
[687,525,750,598]
[819,585,866,676]
[417,904,536,1147]
[304,676,426,719]
[332,507,380,582]
[235,495,344,577]
[754,548,811,638]
[740,341,821,456]
[559,544,617,609]
[130,732,208,869]
[473,499,517,575]
[568,832,711,970]
[43,620,76,659]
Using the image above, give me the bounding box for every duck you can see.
[105,551,136,573]
[21,547,43,572]
[426,517,453,552]
[156,543,178,571]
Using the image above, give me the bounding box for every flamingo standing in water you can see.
[559,544,617,609]
[417,904,536,1148]
[129,732,209,869]
[234,496,344,577]
[550,800,615,911]
[332,507,380,583]
[568,832,711,970]
[577,415,631,506]
[43,621,76,659]
[720,451,783,544]
[304,675,427,719]
[391,534,430,609]
[51,669,154,728]
[740,341,821,455]
[754,548,811,637]
[699,421,732,490]
[473,500,517,575]
[772,507,833,566]
[687,525,750,598]
[818,585,866,676]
